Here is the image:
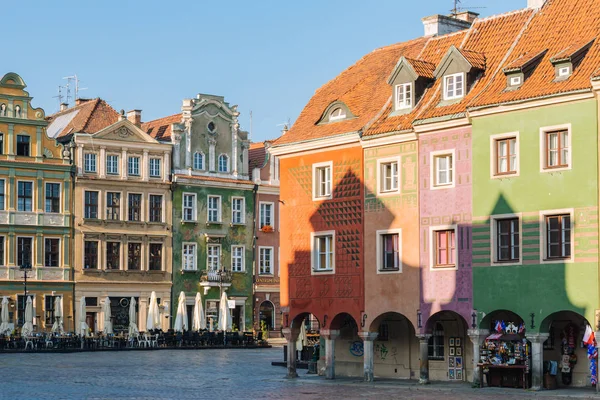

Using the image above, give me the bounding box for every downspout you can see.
[69,139,76,333]
[252,184,259,330]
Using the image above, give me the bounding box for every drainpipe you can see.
[252,184,259,330]
[69,140,76,332]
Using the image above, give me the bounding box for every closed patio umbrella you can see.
[174,291,187,333]
[79,296,89,336]
[218,291,232,332]
[128,297,139,336]
[192,292,206,331]
[296,318,308,350]
[146,291,160,331]
[0,296,10,334]
[22,296,34,336]
[51,296,63,334]
[103,297,112,334]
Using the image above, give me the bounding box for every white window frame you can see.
[147,193,164,223]
[43,237,61,268]
[231,245,245,272]
[443,72,465,101]
[259,202,274,229]
[83,239,99,270]
[207,244,221,271]
[329,107,346,122]
[105,191,122,221]
[510,76,522,86]
[127,156,140,176]
[539,208,574,264]
[193,152,205,170]
[312,161,333,201]
[377,156,401,195]
[539,123,572,173]
[182,193,197,222]
[218,154,229,173]
[395,83,413,110]
[258,246,274,275]
[0,178,6,211]
[84,153,97,173]
[376,229,402,274]
[490,213,523,266]
[231,197,245,225]
[558,66,571,77]
[126,192,143,222]
[182,242,197,271]
[17,180,34,212]
[310,230,335,275]
[16,236,34,268]
[0,235,6,266]
[207,195,222,223]
[44,181,62,214]
[149,158,161,178]
[429,225,458,271]
[430,149,455,190]
[490,132,520,179]
[106,154,119,175]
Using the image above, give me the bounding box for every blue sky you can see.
[6,0,525,142]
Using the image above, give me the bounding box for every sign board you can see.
[228,300,236,309]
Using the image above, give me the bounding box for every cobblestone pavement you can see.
[0,348,597,399]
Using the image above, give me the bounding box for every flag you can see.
[584,325,595,346]
[495,320,502,333]
[518,323,525,334]
[501,320,507,332]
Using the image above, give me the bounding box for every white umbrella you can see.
[79,296,89,336]
[128,297,139,336]
[174,291,187,333]
[51,296,63,334]
[103,297,113,334]
[146,291,160,331]
[22,296,34,336]
[218,291,232,332]
[0,296,10,334]
[296,318,308,349]
[192,292,206,331]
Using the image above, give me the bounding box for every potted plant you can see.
[261,225,274,233]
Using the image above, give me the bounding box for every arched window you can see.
[259,301,275,331]
[193,152,204,170]
[14,105,21,118]
[0,104,6,117]
[218,154,229,172]
[329,107,346,122]
[428,322,444,360]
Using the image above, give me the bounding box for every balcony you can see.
[200,269,232,294]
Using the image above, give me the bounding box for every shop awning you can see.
[486,333,503,340]
[486,333,524,341]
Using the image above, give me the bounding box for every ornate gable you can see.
[91,119,157,143]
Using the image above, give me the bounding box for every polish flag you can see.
[583,325,596,346]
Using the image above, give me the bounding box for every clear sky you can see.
[6,0,526,142]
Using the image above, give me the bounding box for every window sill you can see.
[430,183,454,191]
[378,268,400,273]
[312,268,334,274]
[206,221,222,226]
[232,270,246,274]
[431,265,457,271]
[312,195,332,202]
[181,220,197,224]
[542,166,570,173]
[181,269,198,273]
[230,223,245,227]
[259,273,274,277]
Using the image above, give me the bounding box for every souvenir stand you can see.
[478,321,530,389]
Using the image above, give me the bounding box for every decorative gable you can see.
[387,57,435,114]
[434,46,485,102]
[317,101,356,125]
[550,38,595,81]
[91,119,158,143]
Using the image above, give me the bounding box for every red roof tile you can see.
[405,57,436,79]
[503,49,548,72]
[46,98,120,138]
[249,142,266,170]
[142,113,181,141]
[460,49,486,70]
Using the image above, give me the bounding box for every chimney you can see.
[75,98,91,106]
[422,14,473,36]
[454,11,479,23]
[127,110,142,127]
[527,0,546,9]
[60,103,68,112]
[119,110,126,121]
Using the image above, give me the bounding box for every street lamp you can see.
[19,263,32,327]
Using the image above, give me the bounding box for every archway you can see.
[424,310,470,382]
[259,300,275,331]
[479,309,524,331]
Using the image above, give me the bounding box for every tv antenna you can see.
[451,0,486,17]
[62,74,88,105]
[52,85,66,110]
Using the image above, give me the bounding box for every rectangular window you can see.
[207,196,221,223]
[84,241,98,270]
[428,331,445,360]
[545,130,569,169]
[84,191,98,219]
[395,83,412,110]
[381,234,400,270]
[259,247,273,275]
[546,214,571,259]
[106,192,121,220]
[381,161,399,192]
[17,181,33,212]
[495,137,517,175]
[128,193,142,222]
[127,242,141,270]
[207,245,220,271]
[84,153,97,173]
[106,242,120,270]
[45,183,61,213]
[183,194,196,221]
[231,197,244,224]
[106,155,119,175]
[435,230,456,267]
[313,234,333,271]
[149,243,162,271]
[434,154,453,187]
[44,238,60,267]
[17,295,26,326]
[260,203,273,228]
[231,246,244,272]
[128,156,140,176]
[497,218,519,262]
[17,237,32,267]
[149,195,163,223]
[0,133,4,154]
[16,135,30,157]
[183,243,196,271]
[0,179,4,210]
[45,295,56,326]
[149,158,161,177]
[443,73,464,100]
[0,237,5,265]
[315,165,332,198]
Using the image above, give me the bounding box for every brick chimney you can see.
[60,103,68,112]
[75,98,92,106]
[454,11,479,23]
[127,110,142,127]
[422,14,473,36]
[527,0,545,9]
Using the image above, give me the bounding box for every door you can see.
[86,312,96,333]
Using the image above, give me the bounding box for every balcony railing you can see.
[200,269,232,284]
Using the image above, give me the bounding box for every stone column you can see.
[142,150,149,181]
[467,329,489,385]
[163,151,170,183]
[358,331,378,382]
[526,333,549,390]
[282,327,300,378]
[417,334,431,384]
[321,329,340,380]
[121,148,128,179]
[99,146,106,178]
[77,144,84,176]
[208,138,216,172]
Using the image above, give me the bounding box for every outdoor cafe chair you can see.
[23,336,35,350]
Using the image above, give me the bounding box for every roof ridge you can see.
[471,7,534,24]
[46,97,100,119]
[80,98,101,133]
[143,112,182,125]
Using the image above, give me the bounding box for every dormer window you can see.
[443,73,464,100]
[317,101,355,125]
[395,83,412,110]
[510,76,522,86]
[558,66,571,77]
[329,108,346,122]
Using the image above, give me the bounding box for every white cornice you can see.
[413,117,471,134]
[269,132,360,157]
[361,132,417,148]
[257,185,280,195]
[174,176,254,190]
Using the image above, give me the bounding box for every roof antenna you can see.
[451,0,486,17]
[53,85,66,111]
[63,74,88,105]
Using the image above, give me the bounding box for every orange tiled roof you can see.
[460,49,486,70]
[249,142,266,170]
[142,113,181,141]
[503,49,548,72]
[550,37,595,63]
[46,98,120,138]
[405,57,436,79]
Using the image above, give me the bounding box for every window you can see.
[0,179,4,210]
[106,192,121,220]
[149,243,162,271]
[45,183,61,213]
[496,218,519,262]
[218,154,229,172]
[380,161,399,193]
[106,242,120,270]
[0,237,5,265]
[149,158,161,177]
[128,156,140,176]
[545,130,569,169]
[128,194,141,222]
[44,238,60,267]
[510,76,522,86]
[207,245,220,271]
[443,73,464,100]
[17,295,27,326]
[312,232,334,271]
[207,196,221,223]
[183,193,196,222]
[329,107,346,121]
[193,153,204,170]
[17,181,33,212]
[546,214,571,259]
[84,191,98,219]
[433,153,453,187]
[434,229,456,268]
[231,197,244,224]
[0,133,4,154]
[182,243,197,271]
[259,247,273,275]
[259,203,273,229]
[495,137,517,175]
[313,162,332,200]
[84,241,98,270]
[45,295,57,326]
[380,233,400,271]
[106,155,119,175]
[128,243,141,270]
[84,153,96,173]
[16,135,30,157]
[231,246,244,272]
[17,237,32,267]
[558,66,571,77]
[395,83,412,110]
[428,323,445,360]
[149,195,163,223]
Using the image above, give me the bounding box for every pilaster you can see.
[282,327,300,378]
[417,334,431,384]
[321,329,340,380]
[526,333,549,390]
[468,329,489,385]
[358,331,378,382]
